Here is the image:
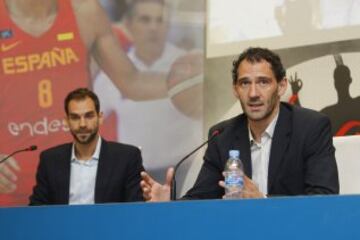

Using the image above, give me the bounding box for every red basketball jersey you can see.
[0,0,90,205]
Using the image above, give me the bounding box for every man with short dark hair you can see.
[29,88,144,205]
[140,47,339,201]
[0,0,169,205]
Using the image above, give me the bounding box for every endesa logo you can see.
[8,117,69,137]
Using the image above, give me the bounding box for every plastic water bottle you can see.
[224,150,244,199]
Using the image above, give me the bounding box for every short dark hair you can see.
[64,88,100,115]
[125,0,165,19]
[232,47,286,84]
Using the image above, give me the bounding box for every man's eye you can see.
[239,81,250,87]
[70,116,80,120]
[85,113,95,119]
[259,79,270,86]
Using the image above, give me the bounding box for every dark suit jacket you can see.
[183,103,339,199]
[29,139,144,205]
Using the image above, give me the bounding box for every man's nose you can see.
[249,83,259,98]
[79,117,86,127]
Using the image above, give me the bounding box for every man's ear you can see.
[278,77,288,97]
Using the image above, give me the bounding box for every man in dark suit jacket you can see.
[29,88,144,205]
[183,102,339,199]
[140,47,339,201]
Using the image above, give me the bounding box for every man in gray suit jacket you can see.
[29,88,144,205]
[140,47,339,201]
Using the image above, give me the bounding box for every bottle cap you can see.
[229,150,240,158]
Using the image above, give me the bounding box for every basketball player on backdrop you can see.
[94,0,203,182]
[0,0,191,205]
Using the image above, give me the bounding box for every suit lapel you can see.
[267,104,292,192]
[94,139,112,203]
[233,116,252,178]
[55,144,72,204]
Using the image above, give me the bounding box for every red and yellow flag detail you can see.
[57,32,74,41]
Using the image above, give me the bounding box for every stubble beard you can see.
[71,127,99,145]
[242,92,280,122]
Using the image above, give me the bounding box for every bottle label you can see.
[225,172,244,187]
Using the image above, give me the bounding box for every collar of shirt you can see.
[248,111,279,147]
[71,137,102,166]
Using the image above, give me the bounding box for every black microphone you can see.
[0,145,37,164]
[170,129,223,200]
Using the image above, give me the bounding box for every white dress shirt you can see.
[249,113,279,195]
[69,137,102,205]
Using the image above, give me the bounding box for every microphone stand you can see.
[0,146,37,164]
[170,130,221,200]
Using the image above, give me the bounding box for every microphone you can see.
[170,129,222,200]
[0,145,37,164]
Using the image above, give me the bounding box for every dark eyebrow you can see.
[68,111,96,118]
[257,76,272,81]
[68,113,80,118]
[84,111,96,116]
[237,77,250,83]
